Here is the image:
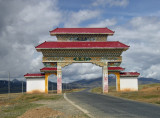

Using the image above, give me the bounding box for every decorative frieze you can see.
[42,56,122,63]
[73,57,91,61]
[43,57,64,62]
[108,62,121,67]
[56,34,108,41]
[43,62,57,67]
[101,57,122,62]
[41,49,123,57]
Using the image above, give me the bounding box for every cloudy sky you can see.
[0,0,160,82]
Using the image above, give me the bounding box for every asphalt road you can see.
[66,89,160,118]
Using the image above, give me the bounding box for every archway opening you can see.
[108,74,117,92]
[62,63,102,92]
[48,74,57,94]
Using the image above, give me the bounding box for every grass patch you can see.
[91,87,102,94]
[14,93,62,102]
[91,84,160,105]
[0,93,62,118]
[1,103,40,118]
[62,88,86,93]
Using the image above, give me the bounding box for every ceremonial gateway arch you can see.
[24,27,140,94]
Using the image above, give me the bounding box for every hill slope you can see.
[68,77,160,88]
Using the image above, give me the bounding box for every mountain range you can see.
[0,77,160,94]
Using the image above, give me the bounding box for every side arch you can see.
[45,72,57,93]
[108,72,120,91]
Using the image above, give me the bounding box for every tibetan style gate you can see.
[24,28,140,94]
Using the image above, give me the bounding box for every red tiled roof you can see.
[50,28,114,35]
[36,41,129,49]
[40,67,57,71]
[108,67,125,71]
[120,72,140,77]
[24,73,45,77]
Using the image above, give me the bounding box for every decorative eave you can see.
[24,73,45,78]
[50,28,115,36]
[40,67,57,72]
[35,41,129,52]
[108,67,125,72]
[120,72,140,77]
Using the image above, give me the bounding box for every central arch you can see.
[62,63,102,88]
[58,61,108,93]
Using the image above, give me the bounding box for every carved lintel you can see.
[92,61,107,67]
[42,56,122,63]
[59,62,73,68]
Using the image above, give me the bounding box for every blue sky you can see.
[0,0,160,82]
[57,0,160,26]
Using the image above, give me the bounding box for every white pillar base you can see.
[102,62,108,93]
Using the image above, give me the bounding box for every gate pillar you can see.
[45,73,50,94]
[57,63,62,94]
[102,62,108,93]
[116,73,120,91]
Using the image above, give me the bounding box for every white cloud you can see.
[88,18,117,27]
[62,63,102,82]
[108,16,160,79]
[0,0,102,82]
[64,10,101,27]
[145,64,160,79]
[29,54,43,73]
[0,0,62,79]
[18,0,61,34]
[92,0,129,7]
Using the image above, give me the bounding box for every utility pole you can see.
[66,81,67,91]
[8,72,10,98]
[52,83,53,93]
[22,80,23,94]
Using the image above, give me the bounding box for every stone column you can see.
[102,62,108,93]
[57,63,62,94]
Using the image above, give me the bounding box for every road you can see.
[66,89,160,118]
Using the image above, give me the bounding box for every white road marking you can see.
[64,93,94,118]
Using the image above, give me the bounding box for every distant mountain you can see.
[67,77,116,88]
[0,79,76,94]
[0,79,26,94]
[138,77,160,85]
[0,77,160,94]
[68,77,160,88]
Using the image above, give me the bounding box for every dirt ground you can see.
[18,107,63,118]
[19,96,89,118]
